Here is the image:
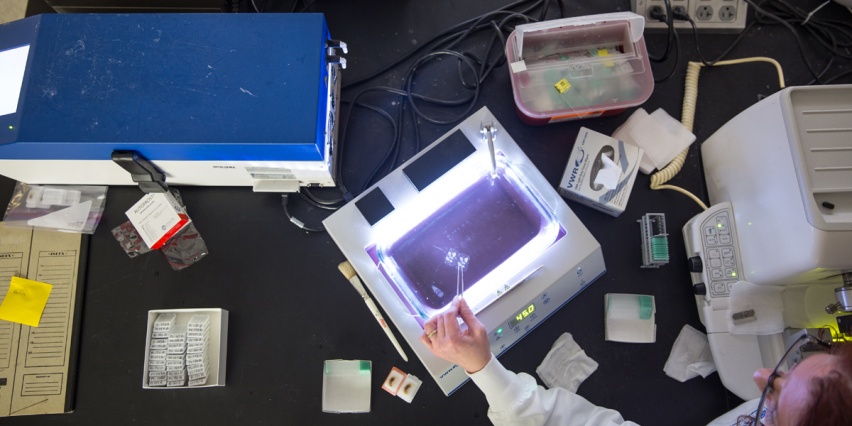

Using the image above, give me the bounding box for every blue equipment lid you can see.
[0,13,332,162]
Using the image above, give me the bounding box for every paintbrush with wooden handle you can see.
[338,260,408,362]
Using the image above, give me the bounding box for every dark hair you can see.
[796,341,852,426]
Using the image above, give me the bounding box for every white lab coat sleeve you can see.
[468,355,640,426]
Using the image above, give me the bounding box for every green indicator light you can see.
[7,125,12,130]
[717,223,722,228]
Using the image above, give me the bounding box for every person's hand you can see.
[419,296,492,374]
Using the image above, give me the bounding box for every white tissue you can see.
[536,332,598,392]
[728,281,785,335]
[664,325,716,382]
[612,108,696,174]
[593,154,620,190]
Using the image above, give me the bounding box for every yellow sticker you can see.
[554,78,571,93]
[0,277,53,327]
[598,49,615,67]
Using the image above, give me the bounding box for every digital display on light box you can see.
[508,303,535,328]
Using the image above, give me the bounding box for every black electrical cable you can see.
[404,50,482,126]
[821,68,852,84]
[807,54,837,85]
[744,0,823,83]
[648,2,680,83]
[648,0,675,63]
[297,192,340,211]
[281,195,326,233]
[339,1,556,195]
[682,18,712,66]
[678,0,850,85]
[339,88,404,194]
[297,0,315,12]
[302,187,345,207]
[653,28,681,83]
[341,0,544,90]
[769,0,852,59]
[682,17,758,66]
[283,0,565,231]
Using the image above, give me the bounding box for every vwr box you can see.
[559,127,642,217]
[0,13,345,192]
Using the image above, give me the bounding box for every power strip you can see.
[631,0,748,33]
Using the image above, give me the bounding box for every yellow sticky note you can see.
[0,277,53,327]
[554,78,571,93]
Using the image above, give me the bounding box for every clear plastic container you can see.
[505,13,654,125]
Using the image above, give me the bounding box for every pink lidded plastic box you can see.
[505,13,654,125]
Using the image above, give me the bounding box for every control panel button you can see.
[688,256,703,272]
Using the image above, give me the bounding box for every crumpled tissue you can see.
[663,324,716,382]
[536,332,598,392]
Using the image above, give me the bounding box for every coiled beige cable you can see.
[648,57,785,211]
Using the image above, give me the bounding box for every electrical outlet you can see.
[696,5,714,20]
[718,5,737,21]
[631,0,748,33]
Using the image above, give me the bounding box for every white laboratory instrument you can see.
[324,107,605,395]
[683,85,852,399]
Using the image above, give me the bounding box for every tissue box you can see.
[558,127,643,217]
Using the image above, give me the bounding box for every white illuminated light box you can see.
[324,107,605,395]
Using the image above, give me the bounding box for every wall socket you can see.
[631,0,748,33]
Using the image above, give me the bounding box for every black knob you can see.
[688,256,703,273]
[694,283,706,296]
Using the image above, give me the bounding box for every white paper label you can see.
[0,45,30,117]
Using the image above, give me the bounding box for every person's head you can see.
[751,339,852,426]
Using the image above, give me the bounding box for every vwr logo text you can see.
[565,147,585,189]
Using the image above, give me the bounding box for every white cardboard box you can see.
[142,308,228,389]
[125,192,190,250]
[604,293,656,343]
[558,127,643,217]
